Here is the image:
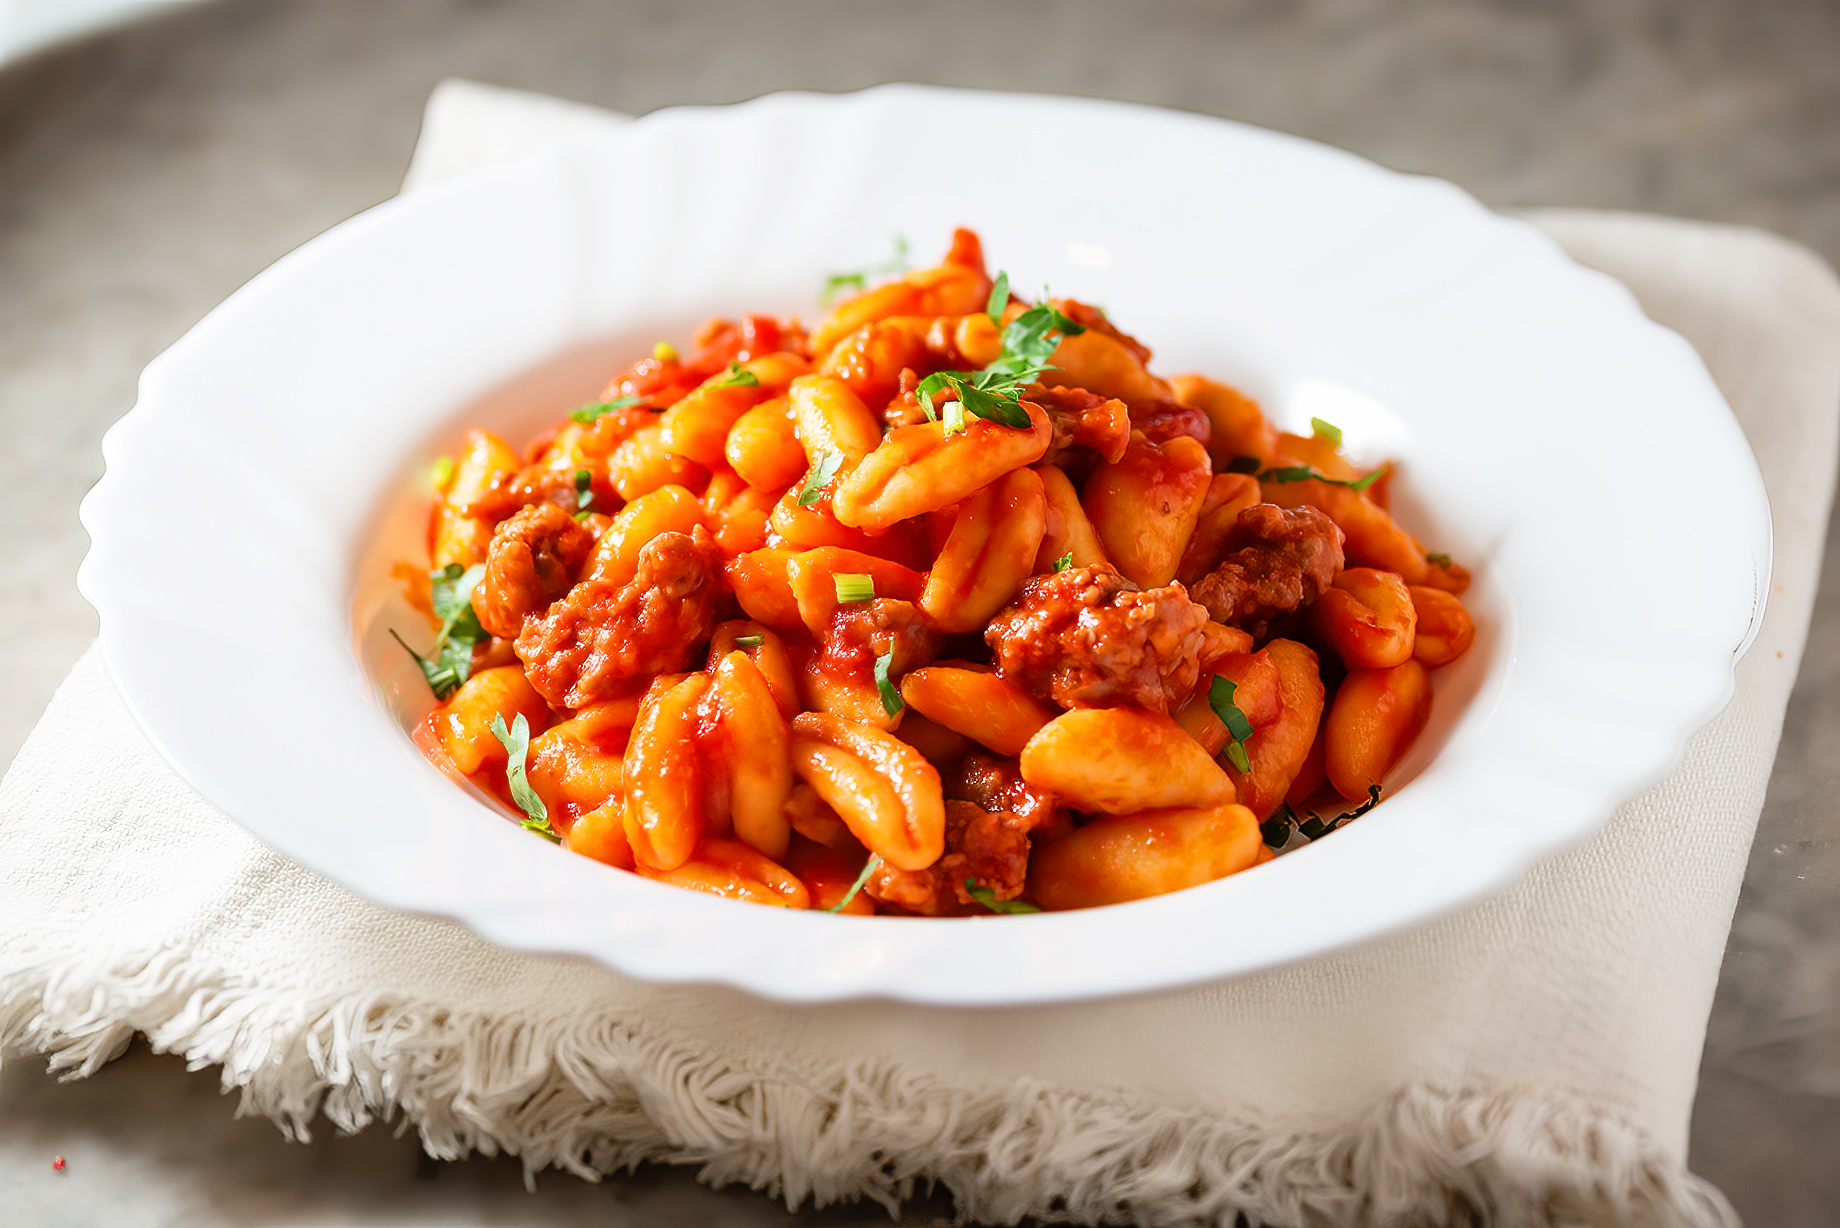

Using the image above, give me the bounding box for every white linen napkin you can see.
[4,80,1839,1228]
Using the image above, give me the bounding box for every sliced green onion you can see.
[833,573,875,603]
[828,854,882,913]
[873,650,903,717]
[1310,417,1343,446]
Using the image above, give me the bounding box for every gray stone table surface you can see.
[1,2,1837,1224]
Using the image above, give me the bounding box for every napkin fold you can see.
[5,81,1840,1228]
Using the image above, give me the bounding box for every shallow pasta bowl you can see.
[77,85,1769,1005]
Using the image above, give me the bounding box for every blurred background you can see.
[1,2,1836,1225]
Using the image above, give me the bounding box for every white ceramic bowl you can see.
[79,85,1769,1005]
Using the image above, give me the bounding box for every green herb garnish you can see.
[1271,784,1383,848]
[1224,455,1262,475]
[829,853,882,913]
[570,394,644,425]
[1258,463,1387,494]
[873,649,903,717]
[985,269,1011,322]
[821,236,910,306]
[1310,417,1343,446]
[390,562,487,700]
[734,634,766,648]
[967,879,1042,914]
[833,573,875,604]
[1053,552,1074,573]
[1207,675,1255,774]
[573,467,593,512]
[429,455,456,491]
[1426,552,1452,568]
[1260,806,1296,849]
[913,279,1086,430]
[489,712,554,839]
[797,448,844,506]
[711,361,760,389]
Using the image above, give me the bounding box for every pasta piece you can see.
[1029,802,1262,910]
[789,712,946,871]
[1019,707,1234,814]
[1308,568,1418,670]
[919,467,1047,633]
[1324,659,1433,801]
[830,401,1052,532]
[1081,434,1213,589]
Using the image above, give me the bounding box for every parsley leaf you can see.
[734,633,765,648]
[1426,552,1452,568]
[1053,551,1073,573]
[574,467,593,512]
[489,712,553,837]
[821,236,910,306]
[711,361,760,389]
[828,853,882,913]
[1309,417,1344,446]
[570,394,644,425]
[967,880,1042,914]
[1258,463,1388,493]
[873,649,903,717]
[1260,805,1296,849]
[914,281,1086,430]
[1207,675,1255,774]
[986,269,1010,322]
[392,563,488,700]
[797,448,844,506]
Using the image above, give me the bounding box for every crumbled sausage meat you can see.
[515,528,727,709]
[817,598,939,681]
[947,750,1069,837]
[474,502,595,639]
[1189,503,1344,635]
[865,799,1034,916]
[1027,385,1131,468]
[983,566,1210,713]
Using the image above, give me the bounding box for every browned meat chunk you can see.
[947,750,1069,837]
[1189,503,1344,634]
[515,528,727,709]
[1130,397,1212,447]
[1027,385,1131,467]
[817,598,940,680]
[865,800,1035,915]
[474,502,595,639]
[983,566,1210,714]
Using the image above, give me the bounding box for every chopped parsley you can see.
[873,649,903,717]
[1263,784,1383,849]
[797,448,844,506]
[985,269,1011,322]
[828,853,882,912]
[1258,463,1388,494]
[570,394,644,425]
[821,236,910,306]
[1309,417,1343,446]
[1426,552,1452,568]
[390,562,487,700]
[1053,551,1074,573]
[573,468,594,512]
[1207,675,1256,774]
[489,712,555,840]
[733,633,766,648]
[833,573,875,604]
[711,361,760,389]
[967,880,1041,914]
[914,279,1086,430]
